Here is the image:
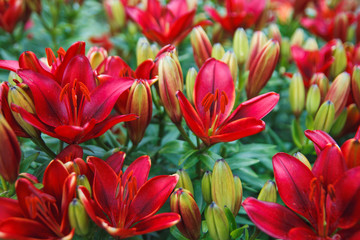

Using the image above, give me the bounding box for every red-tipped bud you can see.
[310,73,329,101]
[125,80,152,145]
[158,55,183,124]
[191,26,212,68]
[103,0,126,34]
[341,128,360,169]
[136,37,155,66]
[86,46,108,70]
[268,24,281,44]
[170,188,201,240]
[246,31,268,70]
[324,72,351,118]
[0,114,21,183]
[352,66,360,109]
[246,40,280,99]
[333,12,350,42]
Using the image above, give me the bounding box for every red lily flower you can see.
[0,43,137,144]
[176,58,279,146]
[205,0,271,35]
[291,40,336,87]
[126,0,211,46]
[0,160,77,239]
[243,130,360,239]
[78,155,180,238]
[0,0,25,33]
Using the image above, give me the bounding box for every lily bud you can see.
[341,130,360,169]
[324,72,351,118]
[125,80,152,145]
[191,26,212,68]
[257,180,277,203]
[313,101,335,132]
[158,55,183,124]
[334,13,349,42]
[103,0,126,34]
[290,28,305,47]
[211,43,225,60]
[86,46,108,70]
[221,51,238,85]
[246,40,280,99]
[293,152,312,170]
[268,24,281,44]
[77,175,92,197]
[330,41,347,78]
[68,198,90,236]
[233,176,242,215]
[185,68,197,105]
[303,38,318,51]
[170,188,201,240]
[330,108,347,136]
[352,66,360,109]
[212,159,235,213]
[246,31,268,70]
[205,202,230,240]
[289,73,305,117]
[233,28,249,65]
[176,169,194,195]
[202,171,212,204]
[151,44,159,57]
[0,114,21,183]
[136,37,154,66]
[280,37,290,64]
[7,84,40,139]
[306,84,321,117]
[310,73,329,101]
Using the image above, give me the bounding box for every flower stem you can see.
[31,138,56,159]
[249,228,261,240]
[176,123,196,149]
[0,176,8,192]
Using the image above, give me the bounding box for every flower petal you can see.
[43,160,70,204]
[56,144,83,163]
[105,151,126,175]
[132,213,180,235]
[0,60,19,72]
[135,60,154,79]
[0,218,55,239]
[288,227,319,240]
[122,155,151,190]
[0,198,23,222]
[304,129,338,154]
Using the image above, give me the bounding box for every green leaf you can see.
[20,152,40,173]
[230,225,249,240]
[226,158,260,170]
[160,140,186,154]
[179,149,198,166]
[170,226,188,240]
[224,206,237,232]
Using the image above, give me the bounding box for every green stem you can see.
[31,138,56,159]
[95,137,111,151]
[127,143,138,155]
[157,111,165,146]
[249,228,261,240]
[0,176,8,192]
[175,124,196,149]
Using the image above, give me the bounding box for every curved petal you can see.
[273,153,317,226]
[104,56,134,78]
[288,227,319,240]
[105,151,126,175]
[126,174,179,226]
[56,144,83,163]
[0,60,19,72]
[304,129,338,154]
[43,160,70,204]
[18,51,53,79]
[0,198,23,221]
[132,213,180,235]
[60,173,77,234]
[135,60,154,79]
[122,155,151,190]
[53,122,96,144]
[242,197,311,240]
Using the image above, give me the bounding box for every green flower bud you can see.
[330,108,347,136]
[185,68,197,105]
[289,73,305,117]
[221,51,238,85]
[233,28,249,65]
[103,0,126,34]
[77,175,92,197]
[68,198,90,236]
[306,84,321,117]
[205,202,230,240]
[136,37,153,66]
[290,28,305,47]
[202,171,212,204]
[176,169,194,195]
[211,43,225,60]
[314,101,335,132]
[310,73,329,101]
[330,40,347,78]
[293,152,312,170]
[257,180,277,203]
[303,38,318,51]
[351,66,360,109]
[233,176,243,215]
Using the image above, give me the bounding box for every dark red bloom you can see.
[177,58,279,146]
[126,0,211,46]
[0,0,25,33]
[78,155,180,238]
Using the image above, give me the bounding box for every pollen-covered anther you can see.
[327,184,336,201]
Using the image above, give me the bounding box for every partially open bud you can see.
[324,72,351,118]
[233,176,242,215]
[125,80,152,145]
[158,55,183,124]
[233,28,249,65]
[7,84,40,139]
[185,68,197,105]
[268,24,281,44]
[68,198,90,236]
[330,40,347,78]
[211,43,225,60]
[352,66,360,109]
[191,26,212,68]
[0,115,21,183]
[176,169,194,195]
[341,129,360,169]
[257,180,277,203]
[103,0,126,34]
[314,101,335,132]
[293,152,312,170]
[211,159,235,213]
[136,37,154,66]
[205,202,230,240]
[306,84,321,117]
[202,171,212,204]
[86,46,108,70]
[330,108,347,136]
[221,51,238,85]
[310,73,329,101]
[77,175,92,197]
[246,40,280,99]
[289,73,305,117]
[246,31,268,70]
[170,188,201,240]
[290,28,305,47]
[303,38,318,51]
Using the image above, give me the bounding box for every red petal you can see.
[312,145,346,187]
[242,197,311,239]
[43,160,70,204]
[0,60,20,71]
[56,144,83,163]
[288,227,319,240]
[126,174,179,226]
[18,51,53,79]
[105,151,126,175]
[104,56,134,78]
[132,213,180,235]
[60,173,77,234]
[273,153,317,226]
[135,60,154,79]
[53,121,96,144]
[304,129,338,155]
[0,218,55,239]
[122,155,151,190]
[0,198,23,221]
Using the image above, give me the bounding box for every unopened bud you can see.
[176,169,194,195]
[341,129,360,169]
[8,72,23,85]
[233,176,242,215]
[77,175,92,197]
[205,202,230,240]
[290,28,305,47]
[310,73,329,101]
[221,51,238,85]
[313,101,335,132]
[352,66,360,109]
[330,40,347,78]
[136,37,154,66]
[202,171,212,204]
[246,31,268,70]
[191,27,212,68]
[306,84,321,117]
[211,43,225,60]
[68,198,90,236]
[103,0,126,34]
[303,38,318,51]
[293,152,312,170]
[330,108,347,136]
[289,73,305,117]
[257,180,277,202]
[86,46,108,70]
[233,28,249,65]
[185,68,197,105]
[268,24,281,43]
[334,13,349,42]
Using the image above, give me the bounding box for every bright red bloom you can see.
[341,126,360,169]
[78,155,180,238]
[177,58,279,146]
[291,40,336,88]
[0,42,137,144]
[205,0,271,35]
[126,0,211,46]
[0,160,76,239]
[0,0,25,33]
[243,130,360,240]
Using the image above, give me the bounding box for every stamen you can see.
[59,83,70,101]
[309,178,318,201]
[78,82,91,101]
[327,184,336,201]
[57,47,66,59]
[220,91,229,114]
[45,48,56,67]
[201,93,215,112]
[72,88,77,109]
